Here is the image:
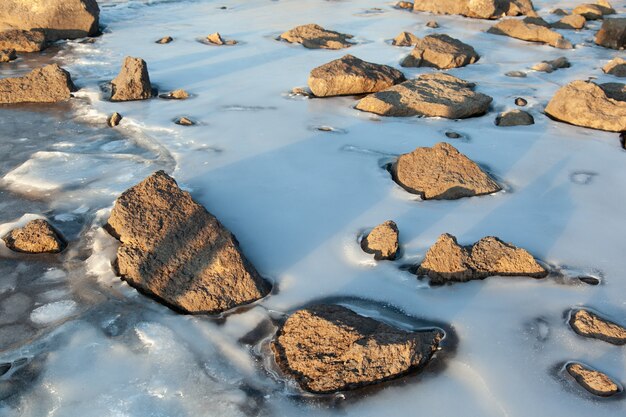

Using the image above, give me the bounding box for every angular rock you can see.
[156,36,173,44]
[603,57,626,77]
[567,363,620,397]
[0,29,46,53]
[279,24,354,49]
[206,32,237,45]
[569,309,626,345]
[545,80,626,132]
[355,73,492,119]
[595,18,626,50]
[0,49,16,63]
[551,14,586,30]
[308,54,405,97]
[531,56,570,73]
[392,31,419,47]
[361,220,399,260]
[160,89,189,100]
[495,109,534,126]
[108,112,122,127]
[2,219,65,254]
[0,64,76,104]
[400,34,479,69]
[175,117,195,126]
[272,304,443,393]
[412,0,536,19]
[106,171,270,314]
[551,8,569,16]
[573,3,615,20]
[110,57,152,102]
[392,142,501,200]
[488,19,573,48]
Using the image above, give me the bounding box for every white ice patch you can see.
[30,300,78,325]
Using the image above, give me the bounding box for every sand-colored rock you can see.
[0,29,46,53]
[160,89,189,100]
[412,0,536,19]
[488,19,573,48]
[0,64,76,104]
[392,31,419,47]
[603,57,626,77]
[308,54,405,97]
[426,20,440,28]
[279,24,354,49]
[567,363,620,397]
[156,36,173,44]
[573,3,615,20]
[106,171,270,314]
[531,56,570,73]
[206,32,237,45]
[272,304,443,393]
[108,112,122,127]
[361,221,399,260]
[2,219,65,254]
[176,117,195,126]
[110,57,152,102]
[551,14,587,30]
[396,1,414,10]
[495,109,534,126]
[400,34,479,69]
[569,309,626,345]
[595,18,626,50]
[0,49,17,63]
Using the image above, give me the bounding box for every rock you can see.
[392,31,419,47]
[106,171,270,314]
[532,57,571,73]
[505,70,527,77]
[271,304,443,393]
[396,1,414,10]
[2,219,66,254]
[0,0,99,41]
[515,97,528,106]
[160,89,189,100]
[595,18,626,50]
[107,112,122,127]
[156,36,173,44]
[110,57,152,102]
[0,49,16,63]
[400,34,479,69]
[355,73,492,119]
[308,54,405,97]
[569,309,626,345]
[360,221,399,260]
[603,57,626,77]
[551,8,569,16]
[488,19,573,48]
[445,131,462,138]
[426,20,439,28]
[551,14,586,30]
[206,32,237,45]
[0,29,46,52]
[566,363,620,397]
[175,116,195,126]
[392,142,500,200]
[279,24,354,49]
[290,86,313,98]
[417,234,547,284]
[545,80,626,132]
[573,3,615,20]
[412,0,536,19]
[0,64,77,104]
[495,109,534,126]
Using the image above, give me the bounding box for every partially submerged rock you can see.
[107,112,122,127]
[603,57,626,77]
[0,64,77,104]
[531,56,570,73]
[0,29,46,53]
[595,18,626,50]
[515,97,528,106]
[0,49,16,63]
[160,89,189,100]
[417,234,547,284]
[495,109,534,126]
[206,32,237,45]
[392,142,501,200]
[426,20,439,28]
[272,304,443,393]
[400,34,479,69]
[412,0,537,19]
[106,171,270,314]
[110,57,152,102]
[2,219,66,254]
[395,1,414,10]
[569,309,626,345]
[488,19,573,49]
[355,73,492,119]
[566,362,620,397]
[175,116,195,126]
[361,221,399,260]
[392,31,419,47]
[308,54,405,97]
[156,36,173,44]
[551,14,586,30]
[573,2,615,20]
[279,24,354,49]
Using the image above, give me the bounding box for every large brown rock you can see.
[0,0,99,42]
[392,142,501,200]
[106,171,270,314]
[110,57,152,102]
[488,19,573,48]
[355,73,492,119]
[603,57,626,77]
[566,362,620,397]
[412,0,536,19]
[308,55,405,97]
[569,309,626,345]
[400,34,479,69]
[0,64,77,104]
[417,234,547,284]
[392,31,419,47]
[0,29,45,52]
[573,2,615,20]
[544,80,626,132]
[279,24,354,49]
[2,219,66,254]
[361,220,399,260]
[595,18,626,50]
[272,304,443,393]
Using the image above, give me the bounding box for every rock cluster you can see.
[0,29,46,52]
[411,0,537,19]
[361,221,399,260]
[2,219,66,254]
[531,57,570,73]
[400,34,480,69]
[488,18,573,49]
[279,24,354,49]
[111,57,152,102]
[0,64,77,104]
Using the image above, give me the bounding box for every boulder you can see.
[2,219,65,254]
[392,142,501,200]
[566,363,620,397]
[488,19,573,48]
[603,57,626,77]
[0,29,46,52]
[569,309,626,345]
[0,64,76,104]
[417,234,547,284]
[551,14,586,30]
[156,36,173,44]
[531,56,570,73]
[400,34,479,69]
[308,55,405,97]
[595,18,626,50]
[392,31,419,47]
[0,0,99,41]
[106,171,270,314]
[110,57,152,102]
[412,0,536,19]
[0,49,17,63]
[206,32,237,45]
[544,80,626,132]
[355,73,493,118]
[495,109,534,126]
[107,112,122,127]
[360,221,399,260]
[271,304,443,393]
[572,2,615,20]
[279,24,354,49]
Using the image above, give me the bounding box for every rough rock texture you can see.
[545,80,626,132]
[272,304,443,393]
[552,14,587,30]
[392,142,501,200]
[488,19,573,48]
[308,55,405,97]
[595,18,626,50]
[110,57,152,102]
[495,109,534,126]
[2,219,65,254]
[400,34,479,69]
[603,57,626,77]
[355,73,492,118]
[106,171,270,314]
[361,221,399,260]
[279,24,354,49]
[108,112,122,127]
[573,3,615,20]
[0,29,46,52]
[412,0,537,19]
[392,31,419,47]
[417,234,547,284]
[567,363,620,397]
[0,49,17,63]
[0,0,100,41]
[0,64,77,104]
[531,56,570,73]
[206,32,237,45]
[569,309,626,345]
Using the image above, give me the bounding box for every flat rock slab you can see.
[361,220,399,260]
[272,304,443,393]
[495,109,534,126]
[280,24,354,49]
[567,362,620,397]
[356,73,492,119]
[488,19,573,48]
[0,64,76,104]
[400,34,479,69]
[595,18,626,50]
[111,56,152,101]
[308,54,405,97]
[106,171,270,314]
[412,0,536,19]
[2,219,65,254]
[545,80,626,132]
[417,233,547,284]
[0,29,46,52]
[603,57,626,77]
[569,309,626,345]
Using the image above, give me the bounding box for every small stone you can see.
[2,219,66,254]
[445,131,462,138]
[532,62,554,73]
[290,86,313,97]
[567,362,620,397]
[569,309,626,345]
[426,20,439,28]
[206,32,237,45]
[532,57,570,73]
[0,64,77,104]
[595,18,626,50]
[392,31,419,47]
[360,220,399,260]
[603,57,626,77]
[160,89,189,100]
[401,34,480,69]
[107,112,122,127]
[156,36,173,44]
[0,29,46,52]
[395,1,414,10]
[551,14,586,30]
[495,109,534,126]
[0,49,17,63]
[175,117,195,126]
[488,18,573,49]
[515,97,528,106]
[505,70,527,78]
[110,57,152,102]
[279,24,354,49]
[551,8,569,16]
